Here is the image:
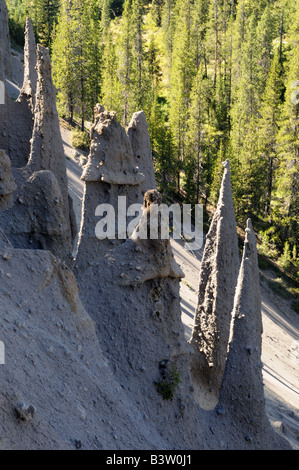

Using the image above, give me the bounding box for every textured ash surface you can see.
[0,2,297,450]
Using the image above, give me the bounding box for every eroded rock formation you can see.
[75,109,144,271]
[0,7,293,450]
[0,22,36,168]
[74,187,290,450]
[127,111,157,198]
[19,18,38,112]
[26,44,76,253]
[0,169,71,259]
[0,45,10,150]
[188,159,240,408]
[0,43,76,263]
[0,247,166,450]
[75,189,202,448]
[219,219,268,425]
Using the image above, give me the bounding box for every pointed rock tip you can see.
[36,44,50,64]
[25,17,33,29]
[222,159,230,170]
[244,218,258,261]
[246,218,253,231]
[25,17,36,44]
[129,110,146,126]
[217,158,234,211]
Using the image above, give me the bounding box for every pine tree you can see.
[273,2,299,249]
[115,0,147,125]
[151,100,177,199]
[52,0,77,123]
[230,12,260,216]
[52,0,101,128]
[101,26,123,116]
[161,0,176,72]
[100,0,112,38]
[24,0,60,49]
[256,5,277,101]
[168,0,196,193]
[184,66,215,205]
[190,0,210,73]
[258,50,284,215]
[6,0,27,46]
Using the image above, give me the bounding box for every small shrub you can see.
[154,366,181,401]
[70,128,90,151]
[278,241,292,270]
[258,231,279,259]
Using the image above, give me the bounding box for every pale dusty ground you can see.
[9,51,299,449]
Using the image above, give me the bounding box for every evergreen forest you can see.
[6,0,299,294]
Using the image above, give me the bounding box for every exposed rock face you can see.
[0,45,10,150]
[189,160,240,408]
[0,44,76,262]
[0,0,12,78]
[217,219,278,448]
[19,18,37,112]
[75,190,202,448]
[85,109,143,185]
[127,111,157,199]
[26,45,77,257]
[0,169,73,260]
[122,189,184,284]
[75,190,291,450]
[0,149,16,210]
[0,14,293,450]
[0,224,11,248]
[75,109,144,271]
[0,34,35,168]
[0,247,167,450]
[27,46,69,200]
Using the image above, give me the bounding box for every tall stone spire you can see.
[26,45,77,257]
[27,46,67,182]
[19,18,37,111]
[0,22,36,168]
[0,45,9,150]
[189,159,240,408]
[218,219,272,444]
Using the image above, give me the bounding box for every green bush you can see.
[70,128,90,151]
[278,241,292,270]
[258,230,279,259]
[154,367,181,401]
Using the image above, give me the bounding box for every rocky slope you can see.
[0,5,297,450]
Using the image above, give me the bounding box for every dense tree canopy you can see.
[6,0,299,278]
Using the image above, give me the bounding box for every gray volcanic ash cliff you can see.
[0,38,76,263]
[0,2,293,450]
